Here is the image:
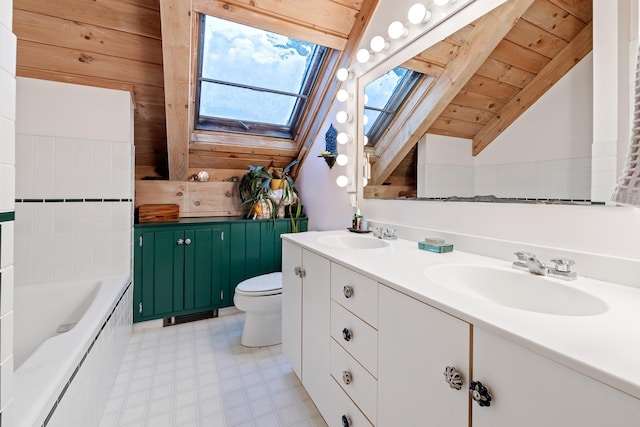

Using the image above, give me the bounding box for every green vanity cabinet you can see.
[134,217,307,322]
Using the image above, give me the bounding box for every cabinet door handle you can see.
[177,238,184,245]
[342,370,352,385]
[444,366,463,390]
[470,380,492,407]
[343,285,354,298]
[342,328,352,342]
[184,238,192,245]
[341,415,351,427]
[294,266,306,278]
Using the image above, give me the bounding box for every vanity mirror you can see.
[354,0,600,205]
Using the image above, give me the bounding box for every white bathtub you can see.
[14,274,132,427]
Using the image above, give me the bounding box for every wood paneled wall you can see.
[14,0,168,176]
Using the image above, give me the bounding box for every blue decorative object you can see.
[325,124,337,155]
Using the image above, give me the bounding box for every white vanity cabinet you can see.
[281,240,331,416]
[472,327,640,427]
[378,284,471,426]
[282,234,640,427]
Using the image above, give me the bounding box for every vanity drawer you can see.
[331,263,378,328]
[330,338,377,425]
[331,301,378,377]
[327,377,374,427]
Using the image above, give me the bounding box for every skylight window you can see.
[364,67,423,146]
[196,15,328,138]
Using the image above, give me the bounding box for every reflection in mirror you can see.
[361,0,595,205]
[364,68,427,147]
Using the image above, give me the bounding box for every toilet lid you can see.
[235,272,282,296]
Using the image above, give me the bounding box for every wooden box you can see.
[138,204,180,223]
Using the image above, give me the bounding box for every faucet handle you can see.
[514,251,535,261]
[550,258,575,273]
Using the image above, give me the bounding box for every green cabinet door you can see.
[134,224,229,322]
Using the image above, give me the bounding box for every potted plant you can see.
[239,160,304,230]
[239,165,274,219]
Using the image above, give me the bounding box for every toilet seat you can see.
[235,272,282,297]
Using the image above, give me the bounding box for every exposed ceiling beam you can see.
[472,19,592,156]
[160,0,192,181]
[372,0,535,185]
[295,0,380,173]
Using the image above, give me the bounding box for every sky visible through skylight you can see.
[199,16,320,126]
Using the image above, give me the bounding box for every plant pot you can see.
[270,179,284,190]
[253,199,273,219]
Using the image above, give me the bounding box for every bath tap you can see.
[512,252,577,280]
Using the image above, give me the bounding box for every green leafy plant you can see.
[239,160,303,229]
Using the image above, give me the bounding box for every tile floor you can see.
[99,312,327,427]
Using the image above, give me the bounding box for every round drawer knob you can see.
[341,415,351,427]
[444,366,463,390]
[342,328,352,342]
[184,238,191,245]
[470,380,492,407]
[343,285,354,298]
[342,370,352,385]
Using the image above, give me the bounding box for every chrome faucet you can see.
[512,252,577,280]
[373,227,397,240]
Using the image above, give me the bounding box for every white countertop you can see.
[282,230,640,400]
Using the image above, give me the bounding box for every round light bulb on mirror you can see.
[433,0,450,5]
[336,175,349,188]
[336,111,351,123]
[363,115,369,126]
[356,48,371,63]
[408,3,432,24]
[336,89,350,102]
[387,21,406,40]
[336,68,351,81]
[337,132,351,145]
[362,177,368,187]
[364,93,369,105]
[336,154,349,166]
[370,35,388,53]
[364,135,369,145]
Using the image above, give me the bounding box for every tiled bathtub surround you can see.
[14,201,133,284]
[15,135,133,200]
[14,77,134,286]
[13,77,134,426]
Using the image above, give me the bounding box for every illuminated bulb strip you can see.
[337,132,351,145]
[336,111,351,123]
[336,175,349,188]
[356,48,371,63]
[336,68,351,81]
[388,21,407,40]
[370,35,389,53]
[336,154,349,166]
[336,89,349,102]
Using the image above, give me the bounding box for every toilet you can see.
[233,272,283,347]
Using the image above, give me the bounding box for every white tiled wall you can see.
[0,0,15,424]
[14,78,134,286]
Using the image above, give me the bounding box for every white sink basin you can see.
[424,264,607,316]
[317,234,390,250]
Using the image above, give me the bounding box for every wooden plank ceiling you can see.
[13,0,591,191]
[372,0,593,186]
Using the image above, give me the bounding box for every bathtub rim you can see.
[13,273,131,427]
